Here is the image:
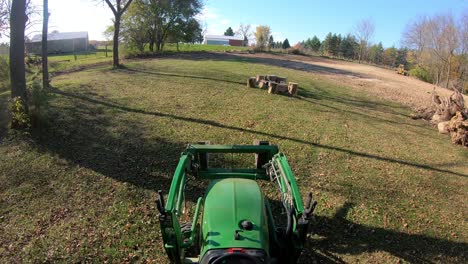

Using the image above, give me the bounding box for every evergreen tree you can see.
[321,32,332,55]
[339,34,357,59]
[310,35,321,52]
[268,35,274,49]
[282,38,290,49]
[224,27,234,36]
[369,42,384,64]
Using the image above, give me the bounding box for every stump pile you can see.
[415,88,468,147]
[247,74,299,97]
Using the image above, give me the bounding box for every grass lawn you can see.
[45,44,250,74]
[0,54,467,263]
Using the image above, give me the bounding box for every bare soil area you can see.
[231,52,467,110]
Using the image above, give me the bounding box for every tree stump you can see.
[247,77,256,88]
[258,80,267,89]
[448,111,468,146]
[256,75,265,83]
[288,82,299,96]
[268,82,278,94]
[276,76,287,83]
[276,83,289,94]
[438,121,450,134]
[266,75,277,82]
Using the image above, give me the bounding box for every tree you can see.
[0,0,8,37]
[354,18,375,62]
[402,12,464,87]
[282,38,290,49]
[268,35,273,50]
[236,23,251,46]
[383,46,398,67]
[1,0,38,38]
[310,35,321,52]
[224,26,234,36]
[120,0,202,53]
[369,42,384,64]
[10,0,28,128]
[167,17,203,50]
[255,25,270,50]
[103,0,134,67]
[340,34,357,59]
[321,32,332,55]
[120,0,148,52]
[41,0,49,88]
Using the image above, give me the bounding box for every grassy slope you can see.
[0,55,467,263]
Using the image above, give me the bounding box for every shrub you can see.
[10,97,30,129]
[0,56,9,90]
[409,66,432,83]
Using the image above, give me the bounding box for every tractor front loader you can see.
[157,142,317,263]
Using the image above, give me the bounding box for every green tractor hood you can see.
[200,178,270,258]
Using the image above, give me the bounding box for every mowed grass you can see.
[46,44,250,74]
[0,54,467,263]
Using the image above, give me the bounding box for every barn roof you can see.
[30,32,88,43]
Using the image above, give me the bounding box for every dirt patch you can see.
[226,52,467,110]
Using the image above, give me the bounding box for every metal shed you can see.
[203,35,244,46]
[26,31,89,54]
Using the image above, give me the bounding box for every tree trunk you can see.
[112,15,121,67]
[42,0,49,88]
[446,54,452,89]
[10,0,27,101]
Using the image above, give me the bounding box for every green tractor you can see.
[157,142,317,263]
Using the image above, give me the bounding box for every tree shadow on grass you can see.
[121,66,246,86]
[304,202,468,263]
[152,52,368,79]
[50,88,467,178]
[31,87,205,196]
[264,198,467,263]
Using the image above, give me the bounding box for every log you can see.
[268,82,278,94]
[437,121,450,134]
[258,80,267,89]
[276,76,287,83]
[247,77,256,88]
[288,82,299,96]
[266,75,277,82]
[256,75,265,83]
[276,83,289,94]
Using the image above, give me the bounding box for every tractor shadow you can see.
[266,198,468,263]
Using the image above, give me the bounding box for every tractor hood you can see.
[200,178,269,258]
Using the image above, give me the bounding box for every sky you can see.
[11,0,468,48]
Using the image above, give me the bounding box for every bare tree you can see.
[402,12,465,89]
[402,16,429,65]
[354,18,375,63]
[9,0,28,128]
[103,0,133,67]
[1,0,39,38]
[42,0,48,88]
[236,23,251,46]
[0,0,7,36]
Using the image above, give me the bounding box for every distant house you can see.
[204,35,244,46]
[26,31,89,54]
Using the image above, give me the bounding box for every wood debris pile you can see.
[247,75,298,97]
